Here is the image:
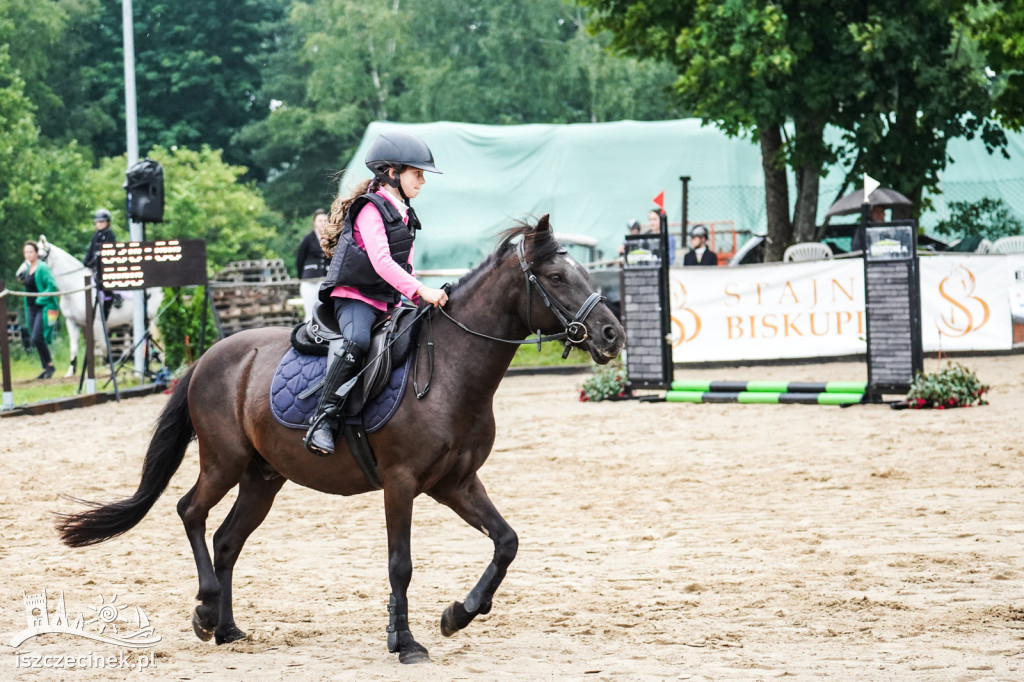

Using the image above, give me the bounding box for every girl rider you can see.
[304,131,449,456]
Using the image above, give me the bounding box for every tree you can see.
[0,45,93,280]
[582,0,1011,260]
[40,0,286,171]
[0,0,77,124]
[240,0,679,218]
[933,198,1024,242]
[967,0,1024,130]
[825,4,1007,232]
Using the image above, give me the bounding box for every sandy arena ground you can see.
[1,354,1023,680]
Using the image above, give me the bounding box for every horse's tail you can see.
[57,365,197,547]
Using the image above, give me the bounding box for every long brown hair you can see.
[321,177,383,257]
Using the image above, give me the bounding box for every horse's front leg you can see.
[64,318,79,378]
[432,474,518,638]
[383,479,429,664]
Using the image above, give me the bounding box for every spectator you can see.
[618,218,642,256]
[683,224,718,266]
[296,209,331,322]
[17,241,59,379]
[646,209,675,266]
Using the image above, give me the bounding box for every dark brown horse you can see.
[57,216,625,664]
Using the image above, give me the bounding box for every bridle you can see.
[438,238,605,358]
[37,241,90,279]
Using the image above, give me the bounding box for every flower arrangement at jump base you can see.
[580,361,629,402]
[905,362,989,409]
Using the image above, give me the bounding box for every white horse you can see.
[36,235,164,377]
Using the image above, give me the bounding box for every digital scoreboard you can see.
[98,239,207,290]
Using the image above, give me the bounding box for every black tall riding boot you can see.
[303,338,366,456]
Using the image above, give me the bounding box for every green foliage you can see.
[932,198,1024,242]
[241,0,680,218]
[510,339,590,367]
[0,45,93,280]
[80,145,283,273]
[579,360,628,402]
[581,0,1014,256]
[38,0,285,171]
[834,3,1006,215]
[156,286,218,370]
[906,362,989,409]
[966,0,1024,130]
[0,0,74,121]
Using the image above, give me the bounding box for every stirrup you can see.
[303,414,337,457]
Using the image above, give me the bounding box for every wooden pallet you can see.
[208,260,302,336]
[212,258,291,284]
[106,324,134,359]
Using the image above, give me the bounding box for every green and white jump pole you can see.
[664,380,866,405]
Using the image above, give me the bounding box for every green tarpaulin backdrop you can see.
[340,120,1024,270]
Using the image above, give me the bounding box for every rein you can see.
[438,239,604,358]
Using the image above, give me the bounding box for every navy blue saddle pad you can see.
[269,348,411,432]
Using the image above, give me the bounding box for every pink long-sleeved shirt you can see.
[330,188,422,311]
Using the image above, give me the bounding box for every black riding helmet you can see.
[93,209,112,223]
[365,131,442,188]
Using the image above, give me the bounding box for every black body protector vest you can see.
[319,193,415,307]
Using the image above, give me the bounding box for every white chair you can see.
[992,236,1024,254]
[783,242,833,262]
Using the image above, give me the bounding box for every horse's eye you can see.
[548,273,563,284]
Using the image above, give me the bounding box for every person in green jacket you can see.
[16,240,59,379]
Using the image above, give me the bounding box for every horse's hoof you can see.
[192,610,215,642]
[398,645,430,665]
[215,625,247,644]
[440,601,474,637]
[440,601,460,637]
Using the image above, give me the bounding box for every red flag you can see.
[652,190,665,211]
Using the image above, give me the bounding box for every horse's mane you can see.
[450,220,562,293]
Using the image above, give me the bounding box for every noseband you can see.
[439,238,605,357]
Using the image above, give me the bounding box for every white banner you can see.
[669,260,866,362]
[668,255,1020,363]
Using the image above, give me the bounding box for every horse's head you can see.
[505,215,625,364]
[36,235,52,263]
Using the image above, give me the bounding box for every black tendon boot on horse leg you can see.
[304,338,365,456]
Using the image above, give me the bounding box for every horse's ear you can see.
[535,214,551,235]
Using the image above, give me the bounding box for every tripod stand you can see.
[104,287,179,388]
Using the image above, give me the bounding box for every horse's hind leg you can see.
[177,461,249,641]
[209,463,285,644]
[431,474,518,637]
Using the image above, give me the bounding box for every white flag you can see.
[864,174,881,200]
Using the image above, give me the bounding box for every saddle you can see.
[290,302,424,415]
[273,303,429,490]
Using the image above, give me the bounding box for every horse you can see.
[36,236,164,377]
[56,215,626,664]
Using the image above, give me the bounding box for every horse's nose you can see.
[601,324,620,343]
